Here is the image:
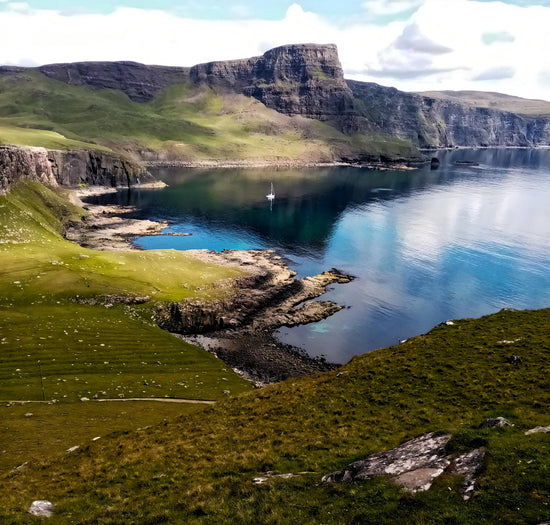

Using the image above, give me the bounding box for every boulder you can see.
[525,426,550,435]
[322,432,485,499]
[322,432,452,490]
[28,500,55,518]
[479,417,513,429]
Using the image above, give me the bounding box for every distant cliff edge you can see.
[0,146,150,194]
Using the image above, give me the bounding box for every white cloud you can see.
[0,0,549,101]
[362,0,424,15]
[473,66,516,81]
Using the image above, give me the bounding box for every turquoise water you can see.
[91,149,550,363]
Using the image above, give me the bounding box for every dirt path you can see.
[3,398,216,405]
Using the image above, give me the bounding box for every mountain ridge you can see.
[2,43,550,162]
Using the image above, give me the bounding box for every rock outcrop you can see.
[322,432,485,500]
[190,44,358,130]
[0,145,150,194]
[154,249,354,335]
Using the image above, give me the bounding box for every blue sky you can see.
[1,0,549,100]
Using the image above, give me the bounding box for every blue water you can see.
[90,149,550,363]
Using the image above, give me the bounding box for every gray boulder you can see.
[322,432,485,499]
[479,417,513,429]
[28,500,55,517]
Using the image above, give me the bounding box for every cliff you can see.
[0,146,150,194]
[38,61,190,102]
[192,44,358,130]
[3,43,550,156]
[347,80,550,148]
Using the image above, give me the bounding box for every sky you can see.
[1,0,549,101]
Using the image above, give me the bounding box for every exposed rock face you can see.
[154,249,353,335]
[322,432,485,500]
[38,61,189,102]
[0,145,150,193]
[347,80,550,148]
[190,44,358,130]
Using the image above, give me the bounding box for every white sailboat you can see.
[266,182,275,200]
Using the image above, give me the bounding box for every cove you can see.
[90,149,550,364]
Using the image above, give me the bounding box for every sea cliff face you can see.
[0,146,149,194]
[190,44,357,130]
[347,80,550,148]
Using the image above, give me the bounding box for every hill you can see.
[1,292,550,522]
[2,43,550,167]
[0,185,548,523]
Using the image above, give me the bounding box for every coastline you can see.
[144,158,425,171]
[65,185,354,385]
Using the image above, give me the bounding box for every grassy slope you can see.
[0,69,418,160]
[0,181,253,469]
[418,90,550,118]
[1,307,549,523]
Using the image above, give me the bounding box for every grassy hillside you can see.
[0,69,418,161]
[0,183,548,522]
[418,90,550,118]
[0,181,254,470]
[1,304,549,523]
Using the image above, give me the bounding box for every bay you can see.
[91,149,550,364]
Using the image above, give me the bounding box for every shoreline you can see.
[65,186,354,385]
[144,158,425,171]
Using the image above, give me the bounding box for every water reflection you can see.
[89,149,550,363]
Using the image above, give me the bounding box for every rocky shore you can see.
[65,186,354,384]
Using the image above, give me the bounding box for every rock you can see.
[322,432,452,490]
[525,426,550,435]
[430,157,440,169]
[28,500,55,517]
[447,448,485,500]
[479,417,513,429]
[323,432,486,499]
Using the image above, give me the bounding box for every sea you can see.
[89,148,550,364]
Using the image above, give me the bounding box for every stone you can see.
[479,417,513,429]
[28,500,55,518]
[323,432,486,499]
[322,432,452,491]
[525,426,550,435]
[447,448,485,500]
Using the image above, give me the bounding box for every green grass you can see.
[1,303,549,523]
[0,180,254,479]
[0,68,420,161]
[0,401,203,472]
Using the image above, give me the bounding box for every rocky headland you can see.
[66,188,353,384]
